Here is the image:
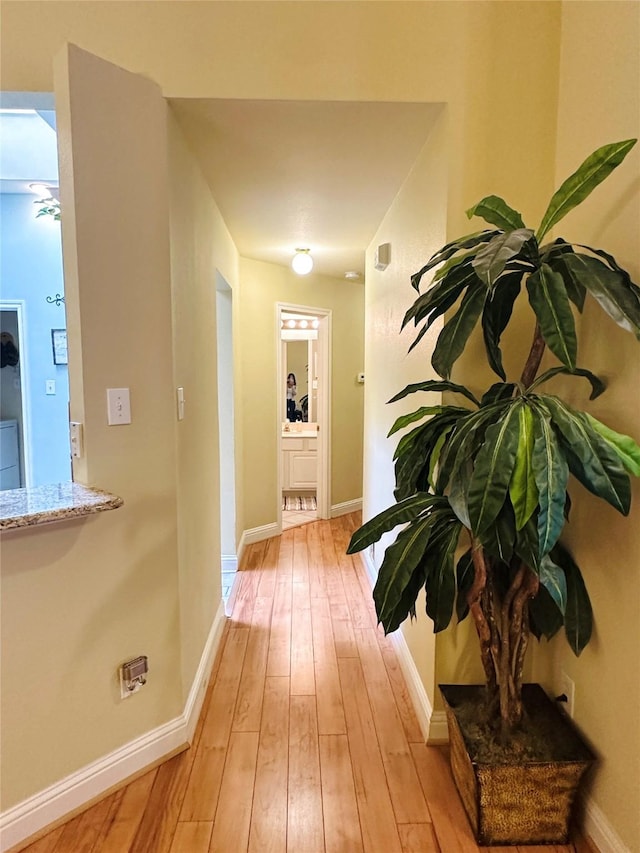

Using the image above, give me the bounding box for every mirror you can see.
[285,340,309,422]
[281,312,319,424]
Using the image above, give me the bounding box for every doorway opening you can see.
[0,94,71,489]
[277,303,331,531]
[216,273,237,609]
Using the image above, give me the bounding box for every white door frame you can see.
[0,300,33,487]
[277,302,331,524]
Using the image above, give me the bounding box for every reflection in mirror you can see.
[281,312,318,423]
[286,340,307,421]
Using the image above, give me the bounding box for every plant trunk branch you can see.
[467,538,497,696]
[521,322,546,388]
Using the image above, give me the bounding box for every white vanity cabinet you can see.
[0,419,21,490]
[281,433,317,490]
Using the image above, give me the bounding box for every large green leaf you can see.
[407,263,486,354]
[472,229,535,288]
[529,584,564,640]
[514,514,540,572]
[481,272,523,380]
[447,456,473,528]
[526,263,577,369]
[394,411,467,500]
[466,195,526,231]
[531,408,569,557]
[561,253,640,339]
[388,380,480,407]
[544,243,586,312]
[455,550,474,622]
[372,516,435,628]
[388,405,453,438]
[585,413,640,476]
[509,403,538,530]
[526,365,605,400]
[551,543,593,655]
[424,521,461,632]
[481,499,516,563]
[576,244,640,301]
[403,260,474,329]
[431,284,486,379]
[437,401,510,494]
[536,139,637,242]
[541,397,631,514]
[538,554,567,615]
[378,562,427,634]
[347,493,443,553]
[481,382,518,405]
[410,230,499,291]
[467,403,521,535]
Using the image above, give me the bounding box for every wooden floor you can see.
[21,514,592,853]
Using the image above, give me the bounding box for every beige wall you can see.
[167,107,240,700]
[364,108,448,710]
[1,2,637,846]
[1,46,184,808]
[548,4,640,848]
[239,257,364,528]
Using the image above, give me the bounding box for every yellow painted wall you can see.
[167,107,240,700]
[547,4,640,848]
[1,2,637,845]
[239,258,364,528]
[365,108,448,709]
[1,46,184,808]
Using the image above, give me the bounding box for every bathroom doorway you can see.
[277,303,331,531]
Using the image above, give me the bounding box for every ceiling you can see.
[169,99,442,280]
[1,99,442,282]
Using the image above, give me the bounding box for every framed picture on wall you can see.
[51,329,68,365]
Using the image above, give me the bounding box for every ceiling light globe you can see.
[292,250,313,275]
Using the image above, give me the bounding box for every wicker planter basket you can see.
[439,684,595,845]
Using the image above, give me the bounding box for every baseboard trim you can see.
[583,796,630,853]
[361,550,434,743]
[183,601,226,743]
[331,498,362,518]
[0,603,227,853]
[241,522,280,547]
[221,554,237,573]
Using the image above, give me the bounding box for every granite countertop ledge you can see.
[0,482,123,531]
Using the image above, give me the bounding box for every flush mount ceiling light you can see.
[344,270,361,281]
[291,248,313,276]
[29,183,52,197]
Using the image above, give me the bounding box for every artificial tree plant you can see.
[348,139,640,734]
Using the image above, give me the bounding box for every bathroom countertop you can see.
[0,482,123,531]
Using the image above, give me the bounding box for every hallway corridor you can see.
[22,514,590,853]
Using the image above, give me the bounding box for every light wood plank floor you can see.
[20,514,594,853]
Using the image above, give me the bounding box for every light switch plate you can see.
[107,388,131,425]
[69,422,84,458]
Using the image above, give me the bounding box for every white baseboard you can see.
[0,602,226,853]
[360,550,434,743]
[240,522,280,548]
[583,796,630,853]
[331,498,362,518]
[221,554,237,574]
[183,601,226,743]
